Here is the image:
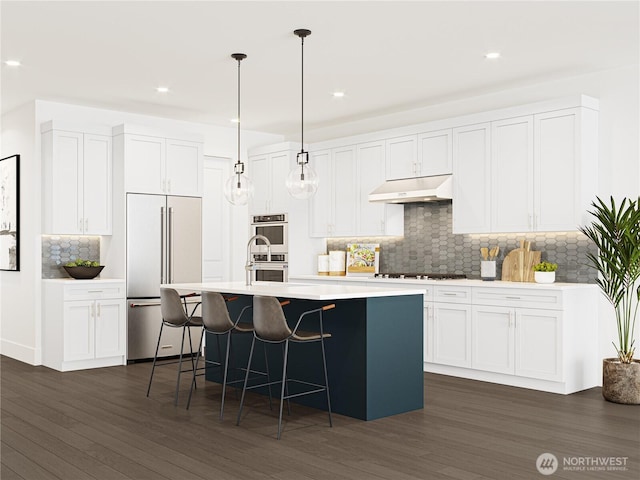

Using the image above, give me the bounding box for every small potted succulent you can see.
[532,261,558,284]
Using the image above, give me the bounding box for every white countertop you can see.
[163,281,425,301]
[290,274,598,290]
[43,278,125,284]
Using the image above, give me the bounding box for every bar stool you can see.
[186,292,272,419]
[147,288,203,406]
[236,295,335,439]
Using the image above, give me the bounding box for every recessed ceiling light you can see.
[333,91,345,98]
[156,86,169,93]
[485,52,501,60]
[5,60,21,67]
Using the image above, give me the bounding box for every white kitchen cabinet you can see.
[471,305,514,375]
[115,127,203,197]
[433,302,472,368]
[491,116,534,232]
[515,308,562,381]
[248,148,293,215]
[357,141,403,236]
[385,135,418,180]
[41,124,112,235]
[534,108,597,231]
[309,146,357,237]
[452,123,491,234]
[417,129,453,176]
[43,279,126,372]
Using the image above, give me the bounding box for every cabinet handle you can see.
[78,219,83,231]
[88,290,103,293]
[162,179,166,192]
[528,214,533,229]
[167,179,171,193]
[97,303,101,318]
[442,292,458,296]
[534,214,538,230]
[85,218,89,231]
[506,296,521,300]
[380,220,385,233]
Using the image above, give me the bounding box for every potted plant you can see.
[579,196,640,404]
[533,261,558,284]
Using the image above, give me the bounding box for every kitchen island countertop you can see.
[163,280,425,300]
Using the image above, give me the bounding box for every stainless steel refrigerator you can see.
[126,193,202,361]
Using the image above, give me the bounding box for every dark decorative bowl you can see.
[63,266,105,279]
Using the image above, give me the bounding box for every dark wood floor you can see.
[1,355,638,480]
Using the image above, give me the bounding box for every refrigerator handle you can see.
[160,207,166,284]
[168,207,174,283]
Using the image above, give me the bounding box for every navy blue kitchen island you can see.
[166,282,424,421]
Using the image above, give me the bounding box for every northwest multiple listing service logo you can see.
[536,452,629,475]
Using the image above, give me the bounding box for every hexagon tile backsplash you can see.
[327,202,596,283]
[42,236,101,279]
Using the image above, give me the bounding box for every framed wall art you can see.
[0,154,20,271]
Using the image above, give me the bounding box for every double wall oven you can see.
[250,214,288,282]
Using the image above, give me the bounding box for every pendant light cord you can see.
[300,34,304,152]
[237,56,241,176]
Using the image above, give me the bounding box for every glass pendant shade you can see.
[224,171,253,206]
[286,161,319,199]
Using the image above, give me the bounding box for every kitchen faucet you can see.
[246,234,271,286]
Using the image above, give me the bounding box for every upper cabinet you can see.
[113,125,203,197]
[309,146,358,237]
[42,122,112,235]
[453,98,598,234]
[385,129,453,180]
[248,145,295,215]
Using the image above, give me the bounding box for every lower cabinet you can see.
[432,302,472,368]
[471,305,562,381]
[43,279,126,371]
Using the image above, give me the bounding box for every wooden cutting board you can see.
[501,240,541,282]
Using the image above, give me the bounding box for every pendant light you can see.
[224,53,254,205]
[286,28,319,199]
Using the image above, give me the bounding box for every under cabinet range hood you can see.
[368,174,453,203]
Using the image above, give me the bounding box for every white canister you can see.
[329,250,346,276]
[480,260,496,281]
[317,254,330,275]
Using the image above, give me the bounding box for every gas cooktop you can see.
[373,273,467,280]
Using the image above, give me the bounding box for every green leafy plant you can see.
[65,258,100,267]
[533,261,558,272]
[579,196,640,363]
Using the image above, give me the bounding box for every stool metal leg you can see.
[281,343,291,416]
[174,326,187,406]
[220,331,232,420]
[146,322,164,397]
[186,328,205,410]
[263,342,273,410]
[236,335,256,426]
[277,339,290,440]
[320,335,333,427]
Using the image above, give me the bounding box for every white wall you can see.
[0,102,41,364]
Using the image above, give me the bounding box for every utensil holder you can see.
[481,261,496,281]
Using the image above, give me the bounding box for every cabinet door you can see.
[386,135,417,180]
[94,299,125,358]
[124,134,165,194]
[515,309,562,381]
[491,116,533,233]
[332,146,357,236]
[418,129,452,176]
[433,303,472,367]
[51,131,84,234]
[269,151,292,214]
[358,141,388,235]
[249,154,270,215]
[472,305,514,374]
[83,134,112,234]
[309,149,332,237]
[534,109,580,231]
[165,139,202,196]
[63,301,94,361]
[452,124,491,233]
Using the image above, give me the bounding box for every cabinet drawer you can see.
[64,282,125,301]
[472,288,562,310]
[434,285,471,303]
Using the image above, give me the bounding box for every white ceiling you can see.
[1,1,638,139]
